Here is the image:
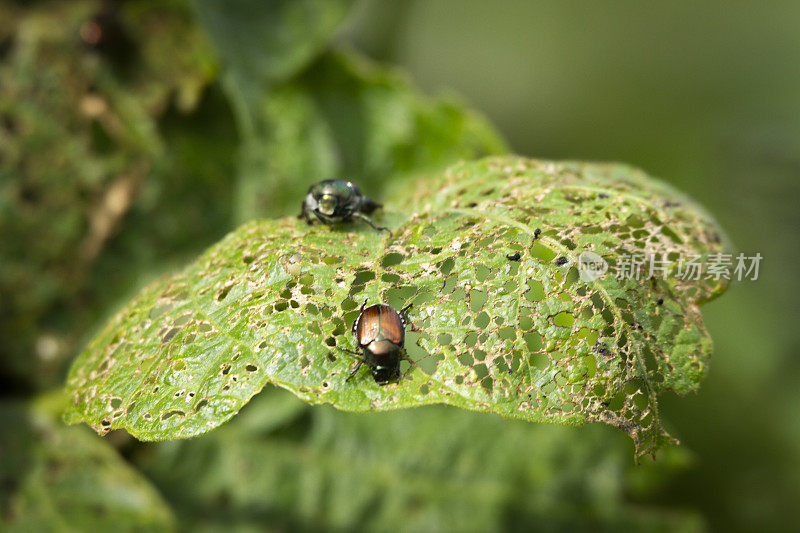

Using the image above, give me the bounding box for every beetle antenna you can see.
[336,346,361,357]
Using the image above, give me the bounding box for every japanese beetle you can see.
[300,179,388,232]
[344,301,412,385]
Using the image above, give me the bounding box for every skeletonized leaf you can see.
[65,156,729,455]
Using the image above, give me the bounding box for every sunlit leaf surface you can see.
[65,156,729,455]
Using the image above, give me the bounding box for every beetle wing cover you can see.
[356,305,383,345]
[377,305,405,346]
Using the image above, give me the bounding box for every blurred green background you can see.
[1,0,798,531]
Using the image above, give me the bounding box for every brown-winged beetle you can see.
[340,301,412,385]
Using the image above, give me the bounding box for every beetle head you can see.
[317,193,338,216]
[370,364,400,385]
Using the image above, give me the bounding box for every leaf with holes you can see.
[64,156,730,456]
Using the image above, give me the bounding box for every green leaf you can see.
[192,0,355,104]
[0,395,175,531]
[134,385,704,531]
[231,50,507,221]
[192,1,505,222]
[64,156,729,456]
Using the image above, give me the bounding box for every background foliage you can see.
[1,0,798,531]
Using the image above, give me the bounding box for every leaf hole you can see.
[217,286,232,301]
[553,312,575,328]
[437,333,452,346]
[524,280,544,302]
[498,326,516,340]
[161,328,178,344]
[382,273,401,283]
[475,263,491,282]
[381,253,404,267]
[161,409,184,421]
[474,311,490,329]
[439,257,455,275]
[463,332,478,347]
[468,290,488,313]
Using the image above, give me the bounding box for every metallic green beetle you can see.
[299,180,388,232]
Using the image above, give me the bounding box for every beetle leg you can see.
[345,358,365,382]
[354,212,390,233]
[399,303,414,329]
[312,208,335,230]
[299,204,312,224]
